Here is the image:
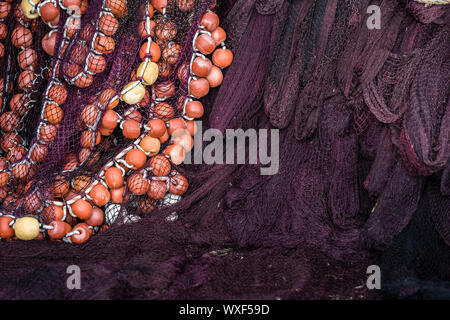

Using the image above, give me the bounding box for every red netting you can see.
[0,0,448,300]
[0,0,214,227]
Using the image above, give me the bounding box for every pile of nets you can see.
[0,0,448,299]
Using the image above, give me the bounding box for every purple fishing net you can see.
[0,0,449,299]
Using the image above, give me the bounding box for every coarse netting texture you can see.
[1,0,213,224]
[0,0,449,299]
[0,0,55,210]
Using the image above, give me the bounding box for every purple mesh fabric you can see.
[0,0,449,299]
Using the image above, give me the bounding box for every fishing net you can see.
[0,0,449,299]
[1,0,218,227]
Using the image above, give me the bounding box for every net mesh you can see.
[0,0,214,225]
[0,0,449,299]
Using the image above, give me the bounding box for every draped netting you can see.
[0,0,449,299]
[1,0,213,226]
